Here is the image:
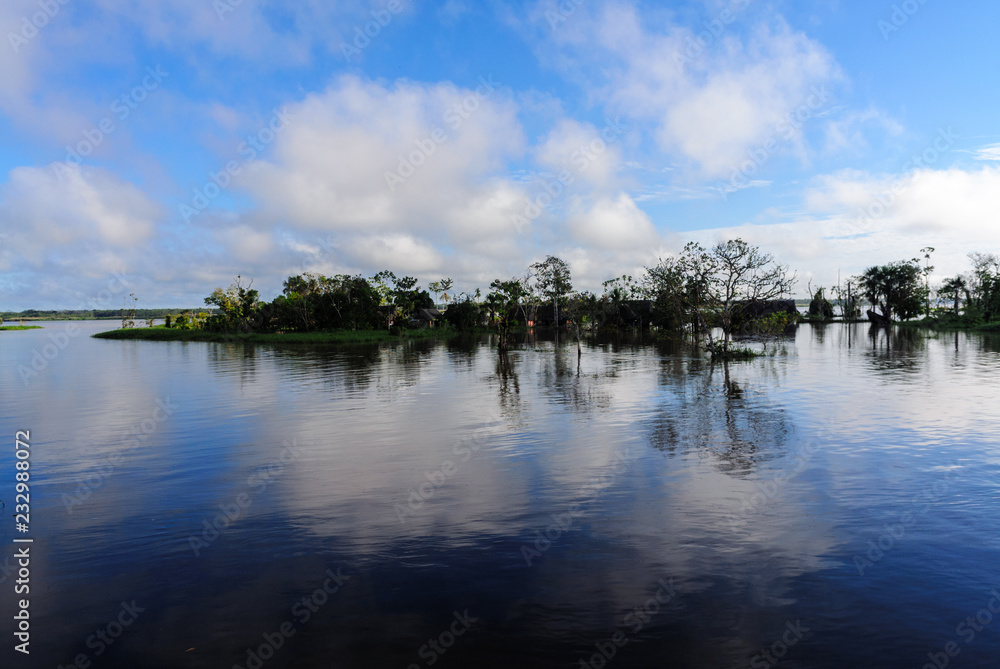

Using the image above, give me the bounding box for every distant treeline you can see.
[1,309,207,321]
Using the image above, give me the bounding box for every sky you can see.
[1,0,1000,309]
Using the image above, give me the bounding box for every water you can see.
[2,321,999,668]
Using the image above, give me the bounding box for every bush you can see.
[442,298,482,331]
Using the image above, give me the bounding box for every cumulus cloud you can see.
[691,166,1000,292]
[0,164,161,269]
[230,75,533,282]
[569,193,658,251]
[528,2,843,179]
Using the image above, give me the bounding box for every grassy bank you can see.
[92,326,476,344]
[899,317,1000,332]
[0,325,44,331]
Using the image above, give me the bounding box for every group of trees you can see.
[935,252,1000,324]
[842,250,1000,326]
[185,240,1000,357]
[481,240,796,357]
[189,239,798,358]
[198,273,437,334]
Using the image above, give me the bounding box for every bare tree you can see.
[681,239,796,357]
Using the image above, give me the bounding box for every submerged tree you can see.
[530,256,572,328]
[681,239,795,357]
[484,279,528,352]
[939,276,967,317]
[808,287,834,319]
[858,260,926,323]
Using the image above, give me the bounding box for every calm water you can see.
[2,321,999,668]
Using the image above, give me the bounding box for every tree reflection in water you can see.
[646,357,794,477]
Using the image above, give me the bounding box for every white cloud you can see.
[530,3,843,179]
[230,76,533,282]
[690,166,1000,293]
[973,143,1000,161]
[0,164,161,269]
[569,193,658,251]
[534,118,624,191]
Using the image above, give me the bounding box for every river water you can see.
[1,321,999,668]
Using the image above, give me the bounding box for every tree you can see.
[642,256,689,331]
[428,278,454,306]
[919,246,935,317]
[204,276,260,332]
[858,260,926,322]
[484,278,528,352]
[120,293,138,329]
[530,256,572,327]
[808,287,834,319]
[968,252,1000,322]
[832,278,860,321]
[939,276,967,317]
[680,239,795,356]
[442,294,482,331]
[369,271,431,328]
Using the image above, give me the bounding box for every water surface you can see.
[1,322,999,668]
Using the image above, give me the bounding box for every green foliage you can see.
[530,256,572,325]
[808,287,834,319]
[442,295,482,331]
[428,278,454,306]
[676,239,795,354]
[707,340,760,360]
[120,293,138,329]
[485,278,528,351]
[204,276,260,332]
[859,260,926,322]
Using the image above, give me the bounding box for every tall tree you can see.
[919,246,935,317]
[939,276,967,316]
[428,278,454,306]
[858,260,926,323]
[681,239,795,356]
[484,279,528,352]
[530,256,572,328]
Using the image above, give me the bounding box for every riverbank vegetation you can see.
[89,241,1000,353]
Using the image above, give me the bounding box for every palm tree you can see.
[940,276,967,316]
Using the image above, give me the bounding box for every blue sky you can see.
[2,0,1000,309]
